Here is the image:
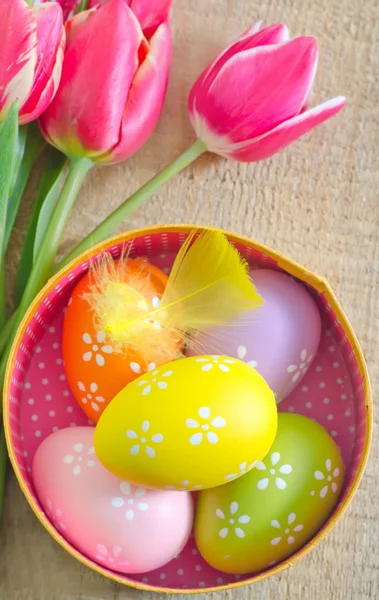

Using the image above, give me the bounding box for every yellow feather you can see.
[157,229,262,326]
[86,230,262,362]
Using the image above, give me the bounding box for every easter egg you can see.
[32,427,194,574]
[195,413,344,574]
[94,355,277,490]
[62,258,180,423]
[187,269,322,402]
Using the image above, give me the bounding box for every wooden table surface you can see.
[1,0,378,598]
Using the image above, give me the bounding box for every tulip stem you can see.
[76,0,89,13]
[55,139,207,270]
[0,158,93,386]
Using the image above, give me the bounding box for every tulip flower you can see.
[188,23,346,162]
[0,0,65,125]
[57,21,346,268]
[40,0,172,163]
[88,0,172,37]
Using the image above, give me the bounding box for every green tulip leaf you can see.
[5,122,45,249]
[0,103,19,325]
[16,148,67,302]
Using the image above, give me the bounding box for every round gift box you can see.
[3,225,372,593]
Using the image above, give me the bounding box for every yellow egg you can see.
[94,355,277,490]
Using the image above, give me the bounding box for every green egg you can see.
[195,413,344,574]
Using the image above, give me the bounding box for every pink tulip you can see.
[40,0,172,164]
[88,0,172,37]
[188,23,346,162]
[0,0,65,125]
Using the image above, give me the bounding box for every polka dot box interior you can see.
[4,227,371,593]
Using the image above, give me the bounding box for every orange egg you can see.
[62,258,179,423]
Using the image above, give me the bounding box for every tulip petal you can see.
[201,36,318,141]
[88,0,110,10]
[130,0,172,38]
[101,20,172,164]
[54,0,81,21]
[224,96,346,162]
[65,10,95,49]
[241,21,265,37]
[40,0,144,158]
[189,23,290,113]
[0,0,37,121]
[19,3,65,125]
[39,0,81,22]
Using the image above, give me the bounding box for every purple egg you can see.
[187,269,322,403]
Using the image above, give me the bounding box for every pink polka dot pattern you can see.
[4,230,370,592]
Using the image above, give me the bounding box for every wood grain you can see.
[1,0,378,598]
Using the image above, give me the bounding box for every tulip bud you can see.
[40,0,172,164]
[188,23,346,162]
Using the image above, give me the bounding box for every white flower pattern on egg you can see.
[45,498,67,532]
[82,330,113,366]
[270,512,304,546]
[77,381,105,413]
[313,458,341,498]
[130,361,156,375]
[152,296,160,309]
[164,480,203,491]
[186,406,226,445]
[149,295,163,330]
[95,543,130,568]
[195,356,235,372]
[126,421,163,458]
[225,460,258,481]
[237,346,258,368]
[62,442,97,475]
[111,482,148,521]
[136,368,173,396]
[216,502,250,539]
[255,452,293,490]
[287,349,314,383]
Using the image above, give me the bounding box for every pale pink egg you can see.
[32,427,194,574]
[188,269,321,402]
